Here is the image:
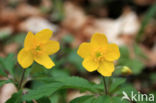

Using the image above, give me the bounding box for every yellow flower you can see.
[17,29,60,69]
[77,33,120,76]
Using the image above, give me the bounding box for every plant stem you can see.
[102,76,108,95]
[18,69,26,90]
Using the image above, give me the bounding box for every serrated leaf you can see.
[115,84,138,97]
[110,78,126,93]
[23,82,63,101]
[6,90,22,103]
[84,97,95,103]
[49,93,60,103]
[111,97,129,103]
[55,76,98,93]
[37,97,51,103]
[0,80,11,87]
[95,96,111,103]
[70,95,93,103]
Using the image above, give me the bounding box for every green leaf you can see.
[49,93,60,103]
[30,63,45,74]
[110,78,126,93]
[51,0,64,22]
[95,96,111,103]
[70,95,94,103]
[0,80,11,87]
[127,59,144,74]
[6,33,26,45]
[0,67,7,77]
[6,90,22,103]
[67,49,85,73]
[111,97,129,103]
[95,96,129,103]
[150,73,156,82]
[115,84,138,97]
[55,76,99,93]
[84,97,95,103]
[118,46,145,74]
[119,46,130,59]
[51,69,69,78]
[0,53,16,76]
[23,82,63,101]
[37,97,51,103]
[62,35,74,43]
[133,43,147,59]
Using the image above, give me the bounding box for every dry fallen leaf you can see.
[19,17,57,33]
[0,83,17,103]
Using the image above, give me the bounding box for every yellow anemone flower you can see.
[77,33,120,76]
[17,29,60,69]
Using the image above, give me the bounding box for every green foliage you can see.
[0,53,16,76]
[49,93,61,103]
[51,0,64,22]
[67,49,85,73]
[133,43,147,59]
[37,97,51,103]
[0,66,8,77]
[23,82,63,101]
[70,95,130,103]
[70,95,94,103]
[6,90,22,103]
[0,80,11,87]
[109,78,126,93]
[6,33,26,45]
[118,46,145,74]
[54,76,100,93]
[50,69,69,78]
[62,35,74,43]
[95,96,111,103]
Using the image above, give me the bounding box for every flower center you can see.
[96,52,101,57]
[93,47,106,63]
[32,43,43,57]
[36,46,41,51]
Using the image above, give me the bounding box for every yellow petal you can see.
[104,44,120,61]
[82,58,98,72]
[43,40,60,55]
[24,32,35,49]
[35,29,53,41]
[77,43,91,58]
[34,53,55,69]
[97,61,114,76]
[17,48,33,68]
[91,33,108,46]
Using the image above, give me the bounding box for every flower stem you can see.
[18,69,26,90]
[102,76,108,95]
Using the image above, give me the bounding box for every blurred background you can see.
[0,0,156,102]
